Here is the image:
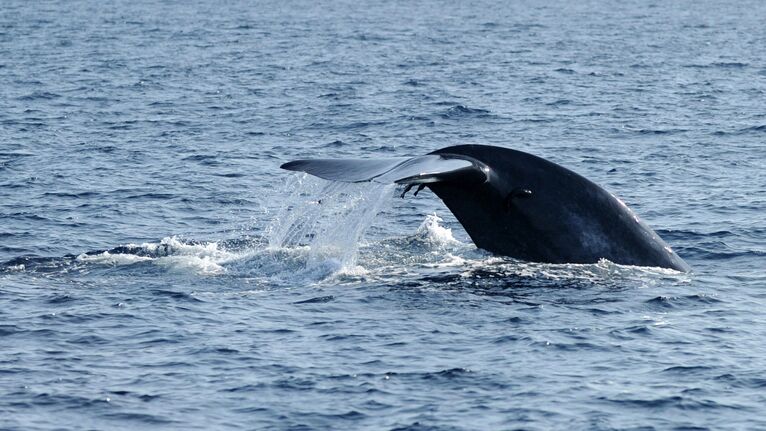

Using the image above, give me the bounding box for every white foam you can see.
[76,236,237,276]
[77,251,152,265]
[154,255,225,275]
[423,253,467,268]
[138,236,231,260]
[448,254,690,284]
[415,213,461,246]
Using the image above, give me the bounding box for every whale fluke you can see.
[281,145,691,272]
[281,154,487,186]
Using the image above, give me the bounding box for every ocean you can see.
[1,0,765,429]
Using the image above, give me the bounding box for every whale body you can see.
[281,145,690,272]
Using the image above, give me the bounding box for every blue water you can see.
[2,0,765,429]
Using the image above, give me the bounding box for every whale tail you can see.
[280,154,488,188]
[280,145,691,272]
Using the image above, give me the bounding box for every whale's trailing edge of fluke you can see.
[280,154,487,185]
[281,145,691,272]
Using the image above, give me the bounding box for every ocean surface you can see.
[2,0,765,429]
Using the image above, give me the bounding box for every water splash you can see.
[266,174,396,274]
[414,213,461,247]
[3,174,397,281]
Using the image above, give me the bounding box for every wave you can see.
[440,104,492,119]
[711,125,766,136]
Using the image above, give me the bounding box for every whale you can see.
[281,144,690,272]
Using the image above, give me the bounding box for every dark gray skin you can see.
[281,144,690,272]
[426,145,690,271]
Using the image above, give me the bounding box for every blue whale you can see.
[281,145,690,272]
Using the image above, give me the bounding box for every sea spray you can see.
[266,174,396,273]
[414,213,461,247]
